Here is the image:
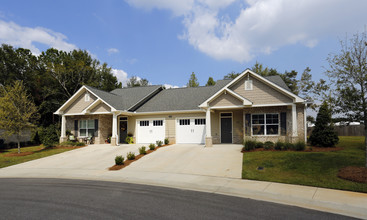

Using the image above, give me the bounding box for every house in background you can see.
[54,69,307,146]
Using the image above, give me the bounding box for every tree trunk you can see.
[365,124,367,168]
[17,140,20,154]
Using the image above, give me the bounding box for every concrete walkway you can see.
[0,144,366,219]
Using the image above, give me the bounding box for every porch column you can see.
[292,104,298,137]
[60,115,67,143]
[111,112,118,146]
[205,108,213,147]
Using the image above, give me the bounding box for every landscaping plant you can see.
[156,140,163,147]
[149,143,156,150]
[274,141,284,150]
[164,138,169,145]
[264,141,274,150]
[139,146,147,155]
[309,102,339,147]
[243,140,257,151]
[125,136,134,144]
[115,155,124,165]
[126,152,135,160]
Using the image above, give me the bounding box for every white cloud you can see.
[0,20,77,55]
[112,69,129,86]
[127,0,367,62]
[163,84,179,89]
[107,48,119,55]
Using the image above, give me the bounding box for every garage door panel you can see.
[137,119,165,144]
[176,118,206,144]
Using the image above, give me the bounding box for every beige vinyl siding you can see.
[64,91,97,114]
[90,102,111,113]
[209,93,243,107]
[127,112,205,144]
[230,76,293,105]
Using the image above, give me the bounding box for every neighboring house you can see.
[55,69,306,146]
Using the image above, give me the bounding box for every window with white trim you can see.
[85,93,90,102]
[80,120,95,137]
[245,80,253,90]
[153,120,163,126]
[195,119,206,125]
[179,119,190,125]
[252,114,279,135]
[139,121,149,126]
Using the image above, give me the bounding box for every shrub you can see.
[59,141,85,147]
[294,141,306,151]
[31,130,41,145]
[127,132,133,137]
[274,141,284,150]
[149,143,156,150]
[0,139,4,148]
[283,142,294,151]
[156,140,163,147]
[264,141,274,150]
[255,142,264,149]
[75,142,85,146]
[309,102,339,147]
[139,146,147,155]
[8,142,16,148]
[115,155,124,165]
[125,136,134,144]
[126,152,135,160]
[164,138,169,145]
[243,140,257,151]
[40,125,59,148]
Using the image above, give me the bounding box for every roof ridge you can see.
[85,85,121,97]
[113,85,162,90]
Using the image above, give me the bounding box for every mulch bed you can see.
[109,144,170,171]
[338,166,367,183]
[241,146,343,153]
[3,152,34,157]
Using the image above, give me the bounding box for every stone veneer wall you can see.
[64,114,112,144]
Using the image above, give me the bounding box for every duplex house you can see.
[55,69,306,146]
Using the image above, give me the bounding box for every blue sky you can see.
[0,0,366,89]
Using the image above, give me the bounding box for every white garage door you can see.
[136,119,165,144]
[176,118,206,144]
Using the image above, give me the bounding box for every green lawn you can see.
[242,136,367,193]
[0,145,80,168]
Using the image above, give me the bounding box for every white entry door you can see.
[136,119,165,144]
[176,118,206,144]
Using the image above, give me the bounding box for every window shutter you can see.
[280,112,287,135]
[94,119,99,137]
[245,114,251,136]
[74,120,78,136]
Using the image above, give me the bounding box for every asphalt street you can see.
[0,178,356,220]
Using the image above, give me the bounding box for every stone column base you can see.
[111,137,117,146]
[60,136,67,143]
[205,137,213,147]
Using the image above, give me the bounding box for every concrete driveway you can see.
[122,144,243,178]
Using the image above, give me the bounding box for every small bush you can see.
[283,142,294,151]
[294,141,306,151]
[164,138,169,145]
[75,142,85,146]
[125,136,134,144]
[149,143,156,150]
[156,140,163,147]
[274,141,284,150]
[255,142,264,149]
[126,152,135,160]
[59,141,85,147]
[264,141,274,150]
[139,146,147,155]
[115,155,124,165]
[31,130,41,145]
[243,140,257,151]
[40,125,59,147]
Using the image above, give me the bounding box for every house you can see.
[54,69,307,146]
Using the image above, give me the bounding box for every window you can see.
[245,80,253,90]
[153,120,163,126]
[220,113,232,117]
[252,114,279,136]
[195,119,206,125]
[85,93,90,102]
[140,120,149,126]
[120,117,128,121]
[179,119,190,125]
[79,120,95,137]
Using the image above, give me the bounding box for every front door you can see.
[221,113,232,143]
[119,120,128,143]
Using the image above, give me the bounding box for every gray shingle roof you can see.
[264,75,291,91]
[134,80,232,112]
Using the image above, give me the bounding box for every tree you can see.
[326,31,367,167]
[0,81,39,153]
[223,71,240,80]
[126,76,149,87]
[309,102,339,147]
[187,72,199,87]
[206,77,216,86]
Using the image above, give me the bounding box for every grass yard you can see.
[0,145,81,168]
[242,136,367,193]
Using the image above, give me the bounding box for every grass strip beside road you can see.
[242,136,367,193]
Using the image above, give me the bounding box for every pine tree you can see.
[187,72,199,87]
[309,102,339,147]
[206,77,216,86]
